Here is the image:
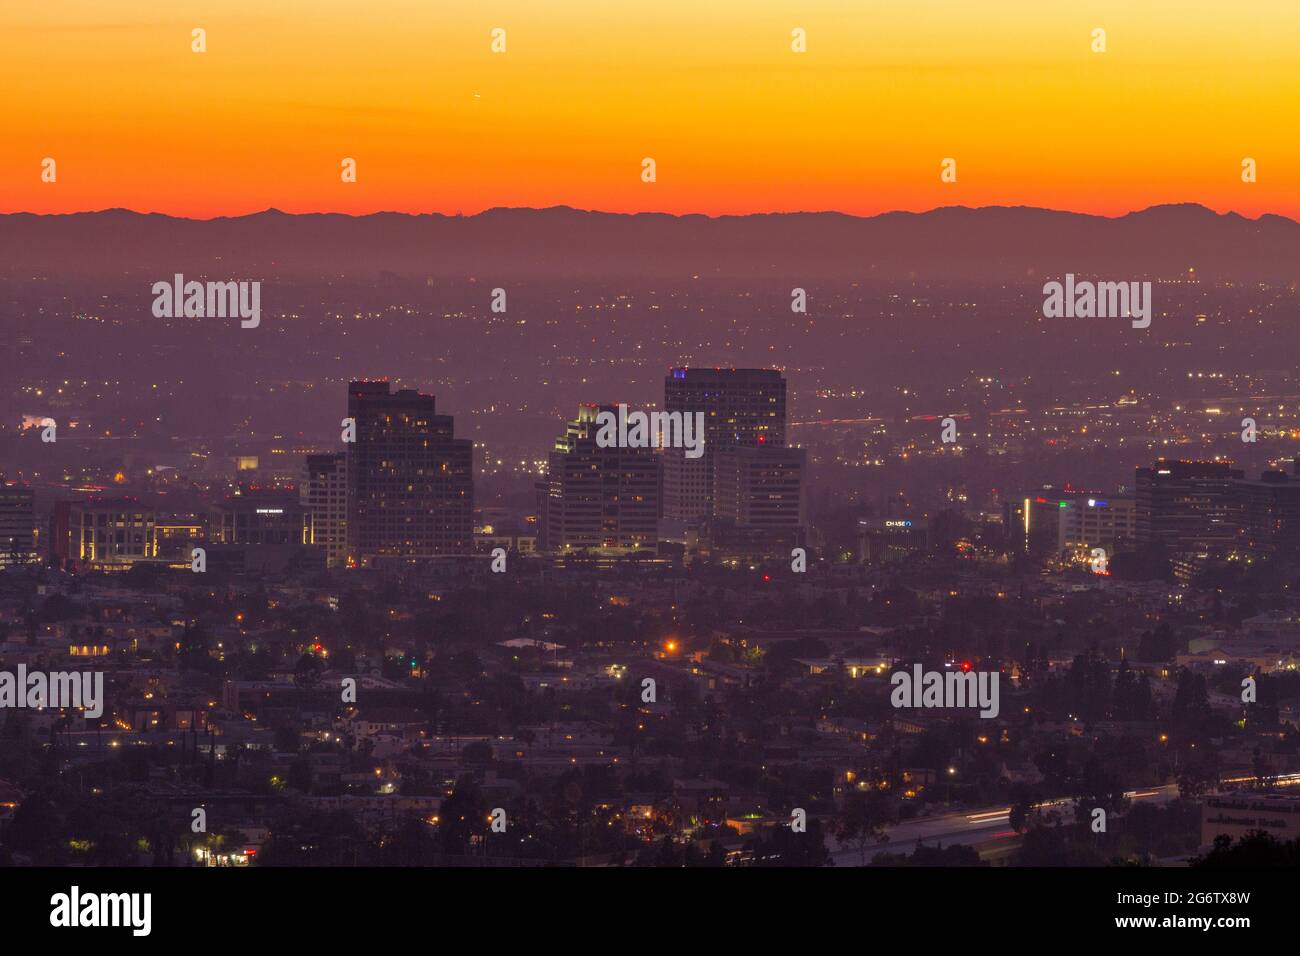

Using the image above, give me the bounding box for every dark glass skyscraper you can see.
[1136,459,1243,556]
[0,486,37,567]
[346,381,473,564]
[662,367,786,521]
[1234,461,1300,559]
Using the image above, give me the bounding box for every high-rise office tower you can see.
[346,381,473,564]
[0,486,37,567]
[302,452,347,568]
[1136,459,1243,555]
[1234,461,1300,559]
[713,445,807,538]
[662,368,786,521]
[538,405,659,553]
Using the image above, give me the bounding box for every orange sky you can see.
[4,0,1298,219]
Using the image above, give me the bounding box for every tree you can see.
[287,754,313,794]
[1172,670,1210,730]
[438,776,488,856]
[836,790,894,865]
[1063,651,1111,725]
[873,841,985,866]
[293,653,324,690]
[1072,756,1128,825]
[1015,822,1105,866]
[273,725,300,753]
[1194,831,1300,868]
[1008,784,1038,834]
[1136,623,1179,663]
[747,818,832,867]
[1176,752,1220,800]
[5,794,63,860]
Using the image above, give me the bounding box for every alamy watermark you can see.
[50,886,150,936]
[0,666,104,718]
[595,404,705,459]
[152,273,261,328]
[1042,274,1151,328]
[891,663,999,718]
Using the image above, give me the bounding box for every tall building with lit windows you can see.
[1007,488,1137,559]
[302,452,347,568]
[0,486,37,567]
[538,405,659,553]
[714,446,807,538]
[1136,459,1243,555]
[662,368,786,522]
[345,381,473,564]
[1058,493,1136,557]
[1234,461,1300,558]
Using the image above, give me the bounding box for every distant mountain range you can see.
[2,204,1297,281]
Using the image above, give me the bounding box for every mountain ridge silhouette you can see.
[3,203,1296,280]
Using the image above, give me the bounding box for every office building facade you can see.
[209,491,310,546]
[713,446,807,540]
[1136,460,1243,556]
[0,486,38,567]
[1058,493,1137,558]
[51,498,157,567]
[1234,461,1300,558]
[662,368,786,521]
[346,381,473,564]
[538,405,659,553]
[302,452,348,568]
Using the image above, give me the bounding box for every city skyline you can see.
[2,0,1298,925]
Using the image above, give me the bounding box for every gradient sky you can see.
[4,0,1298,219]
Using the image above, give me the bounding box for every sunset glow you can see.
[3,0,1298,218]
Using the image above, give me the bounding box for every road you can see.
[827,772,1300,866]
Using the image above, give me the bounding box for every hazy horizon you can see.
[4,201,1298,225]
